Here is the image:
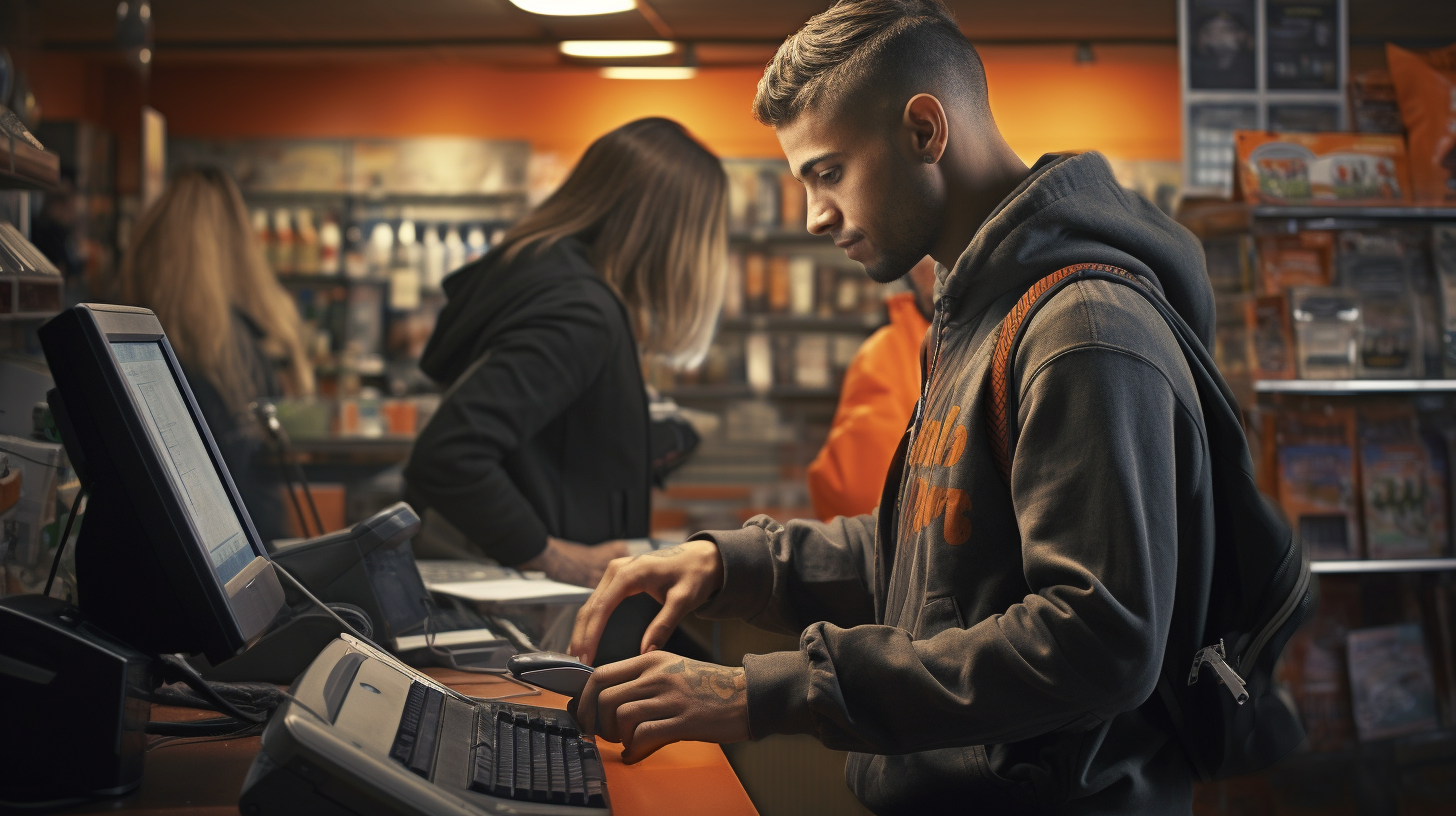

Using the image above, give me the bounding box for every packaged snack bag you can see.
[1387,43,1456,204]
[1236,131,1411,205]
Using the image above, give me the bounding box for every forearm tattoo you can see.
[663,658,746,700]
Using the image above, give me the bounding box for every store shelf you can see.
[718,314,883,332]
[1251,205,1456,220]
[665,384,841,401]
[1311,558,1456,574]
[0,137,60,190]
[1254,379,1456,394]
[277,274,387,287]
[286,436,415,460]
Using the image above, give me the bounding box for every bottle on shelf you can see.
[271,208,295,274]
[294,208,320,275]
[465,225,488,264]
[422,224,445,290]
[319,216,342,276]
[252,208,273,266]
[368,222,394,280]
[444,225,466,274]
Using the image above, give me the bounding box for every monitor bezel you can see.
[43,304,282,660]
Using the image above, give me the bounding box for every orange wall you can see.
[33,44,1181,186]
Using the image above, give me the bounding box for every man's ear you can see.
[903,94,948,164]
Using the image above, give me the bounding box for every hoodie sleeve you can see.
[692,513,878,635]
[738,340,1202,752]
[404,282,617,565]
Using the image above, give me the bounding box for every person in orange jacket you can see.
[807,256,937,520]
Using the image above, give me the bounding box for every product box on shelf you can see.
[1386,44,1456,205]
[1235,131,1411,206]
[1289,286,1360,379]
[1358,408,1448,559]
[1435,226,1456,378]
[1347,623,1440,742]
[1246,294,1297,380]
[1256,231,1333,295]
[1276,408,1361,559]
[1339,230,1421,379]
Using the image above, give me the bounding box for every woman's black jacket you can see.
[404,238,651,565]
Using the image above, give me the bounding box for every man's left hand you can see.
[574,651,751,764]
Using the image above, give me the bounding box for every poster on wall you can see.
[1266,0,1341,91]
[140,106,167,211]
[1186,0,1258,90]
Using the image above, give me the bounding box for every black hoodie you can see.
[693,153,1215,815]
[405,238,651,566]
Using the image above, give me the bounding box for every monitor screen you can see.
[111,341,253,586]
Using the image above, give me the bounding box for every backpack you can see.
[985,263,1313,782]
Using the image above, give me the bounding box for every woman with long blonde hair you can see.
[109,166,314,543]
[405,117,727,664]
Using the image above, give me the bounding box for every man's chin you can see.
[861,255,915,284]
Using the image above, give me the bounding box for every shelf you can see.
[277,274,387,287]
[0,136,60,191]
[719,314,883,332]
[1311,558,1456,574]
[1251,205,1456,221]
[1254,379,1456,395]
[664,384,841,401]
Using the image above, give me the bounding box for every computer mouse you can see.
[507,651,594,697]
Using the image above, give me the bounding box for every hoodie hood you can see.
[942,152,1213,348]
[420,237,599,386]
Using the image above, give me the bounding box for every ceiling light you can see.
[561,40,675,58]
[600,66,696,80]
[508,0,635,15]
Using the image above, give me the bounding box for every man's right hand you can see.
[569,539,724,665]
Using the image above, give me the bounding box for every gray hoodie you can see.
[694,153,1215,815]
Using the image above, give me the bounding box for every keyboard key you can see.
[388,683,428,766]
[548,733,567,804]
[468,708,496,796]
[514,720,531,799]
[407,688,445,778]
[564,737,587,806]
[530,727,549,801]
[495,716,515,799]
[580,740,607,808]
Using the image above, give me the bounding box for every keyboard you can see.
[241,637,611,815]
[390,682,606,807]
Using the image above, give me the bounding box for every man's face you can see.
[777,106,941,283]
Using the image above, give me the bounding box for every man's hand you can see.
[569,539,724,664]
[574,651,750,764]
[520,537,630,588]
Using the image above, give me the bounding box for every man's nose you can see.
[806,197,837,235]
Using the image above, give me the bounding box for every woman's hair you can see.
[495,117,728,369]
[111,166,315,411]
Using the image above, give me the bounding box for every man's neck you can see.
[928,137,1029,269]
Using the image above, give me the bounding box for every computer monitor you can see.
[38,304,285,663]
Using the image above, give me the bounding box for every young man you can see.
[569,1,1216,812]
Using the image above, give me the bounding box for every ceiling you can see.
[29,0,1456,65]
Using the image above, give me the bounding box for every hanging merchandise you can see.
[1386,43,1456,204]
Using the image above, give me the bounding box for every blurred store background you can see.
[4,0,1456,814]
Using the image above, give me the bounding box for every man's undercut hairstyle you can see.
[754,0,989,127]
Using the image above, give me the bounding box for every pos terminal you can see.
[0,305,611,813]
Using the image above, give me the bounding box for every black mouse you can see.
[507,652,594,697]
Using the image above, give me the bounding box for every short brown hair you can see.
[753,0,988,127]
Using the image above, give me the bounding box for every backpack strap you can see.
[986,263,1145,484]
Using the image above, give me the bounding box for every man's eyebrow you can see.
[795,152,841,181]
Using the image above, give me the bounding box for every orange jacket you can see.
[807,291,929,520]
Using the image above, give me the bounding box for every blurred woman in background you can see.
[108,167,315,544]
[405,117,726,664]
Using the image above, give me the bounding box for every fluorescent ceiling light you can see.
[600,66,697,80]
[508,0,635,15]
[561,40,675,58]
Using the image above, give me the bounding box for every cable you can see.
[271,560,389,654]
[0,445,65,469]
[157,654,266,725]
[145,717,253,737]
[253,401,323,536]
[420,597,539,700]
[43,487,86,597]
